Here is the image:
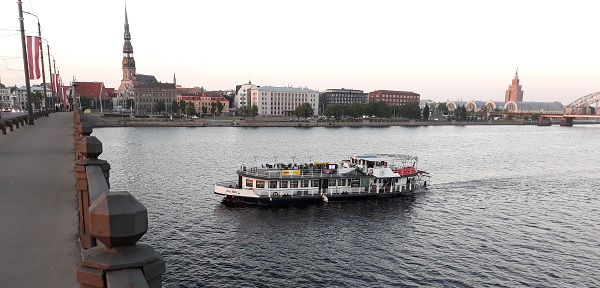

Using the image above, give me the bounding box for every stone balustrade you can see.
[0,111,50,135]
[73,109,165,288]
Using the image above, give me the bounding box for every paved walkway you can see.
[0,112,80,287]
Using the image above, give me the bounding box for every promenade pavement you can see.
[0,112,80,287]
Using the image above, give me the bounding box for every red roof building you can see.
[74,82,110,99]
[369,90,420,106]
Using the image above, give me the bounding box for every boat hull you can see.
[215,188,427,206]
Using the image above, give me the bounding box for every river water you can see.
[93,125,600,287]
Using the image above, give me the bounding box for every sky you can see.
[1,0,600,104]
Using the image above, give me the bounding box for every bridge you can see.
[0,110,165,287]
[541,92,600,126]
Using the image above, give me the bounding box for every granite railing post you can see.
[77,191,165,288]
[72,110,164,287]
[4,119,14,132]
[75,136,110,249]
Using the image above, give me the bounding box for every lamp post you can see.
[22,11,49,113]
[17,0,34,124]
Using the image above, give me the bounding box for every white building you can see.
[250,86,319,116]
[0,83,14,110]
[235,82,257,109]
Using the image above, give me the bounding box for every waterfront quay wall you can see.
[73,109,165,287]
[86,116,529,128]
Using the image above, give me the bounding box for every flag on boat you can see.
[26,36,42,80]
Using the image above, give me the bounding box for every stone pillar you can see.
[560,117,574,127]
[75,136,111,249]
[77,192,165,287]
[537,117,552,126]
[11,118,20,129]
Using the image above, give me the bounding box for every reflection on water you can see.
[93,125,600,287]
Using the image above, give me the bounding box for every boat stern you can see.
[214,181,259,198]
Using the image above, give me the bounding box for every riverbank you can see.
[82,114,529,128]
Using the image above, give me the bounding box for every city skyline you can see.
[1,0,600,105]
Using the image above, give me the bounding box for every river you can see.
[92,125,600,287]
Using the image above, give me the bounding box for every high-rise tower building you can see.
[118,5,137,93]
[505,68,524,102]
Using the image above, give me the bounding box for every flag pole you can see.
[36,19,49,116]
[17,0,34,125]
[47,43,54,108]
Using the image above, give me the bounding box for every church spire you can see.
[119,3,136,92]
[173,72,176,85]
[515,67,519,78]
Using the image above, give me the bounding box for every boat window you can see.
[311,180,319,187]
[338,179,346,186]
[351,179,360,187]
[328,179,336,186]
[269,181,278,188]
[301,180,309,187]
[246,179,253,187]
[280,181,289,188]
[290,180,299,188]
[256,180,265,188]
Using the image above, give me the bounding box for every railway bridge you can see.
[539,92,600,126]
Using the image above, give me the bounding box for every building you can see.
[369,90,420,106]
[0,82,15,110]
[14,84,51,110]
[73,81,111,111]
[178,91,230,115]
[235,82,257,109]
[446,100,564,115]
[505,68,524,102]
[249,86,319,116]
[117,6,176,114]
[320,88,368,113]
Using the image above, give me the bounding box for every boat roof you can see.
[353,154,416,162]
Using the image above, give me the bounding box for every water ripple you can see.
[92,125,600,287]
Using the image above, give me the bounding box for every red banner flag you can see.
[52,73,59,93]
[26,36,41,80]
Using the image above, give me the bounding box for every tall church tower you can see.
[119,5,136,93]
[505,68,524,102]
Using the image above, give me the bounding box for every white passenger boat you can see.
[214,154,431,205]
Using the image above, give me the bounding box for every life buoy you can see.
[272,192,279,196]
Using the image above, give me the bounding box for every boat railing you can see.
[239,167,351,178]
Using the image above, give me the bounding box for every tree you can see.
[436,102,449,115]
[238,105,248,119]
[216,101,224,115]
[179,101,187,115]
[422,103,430,120]
[346,103,364,119]
[186,103,196,116]
[154,100,166,114]
[324,104,344,119]
[366,101,391,118]
[460,106,467,121]
[210,102,217,116]
[250,104,259,119]
[294,103,314,120]
[397,101,421,120]
[31,92,43,109]
[202,106,208,117]
[171,100,178,114]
